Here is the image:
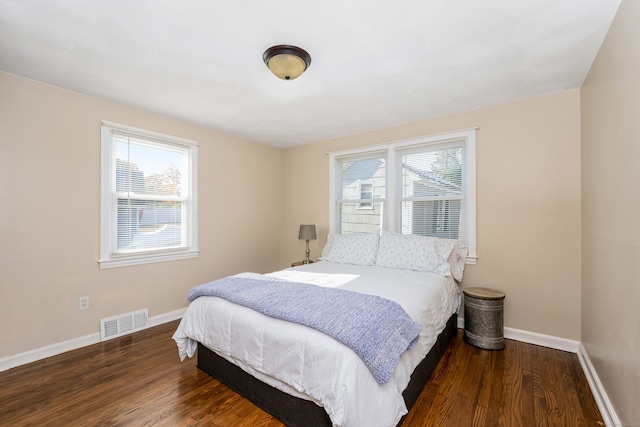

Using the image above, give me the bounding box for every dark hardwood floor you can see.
[0,320,603,426]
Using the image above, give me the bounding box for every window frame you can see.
[329,129,477,264]
[99,121,199,269]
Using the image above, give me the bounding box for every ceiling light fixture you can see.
[263,45,311,81]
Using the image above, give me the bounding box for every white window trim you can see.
[329,128,477,264]
[99,121,199,269]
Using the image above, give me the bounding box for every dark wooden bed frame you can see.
[196,312,458,427]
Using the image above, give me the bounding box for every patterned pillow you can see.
[321,233,380,266]
[375,233,456,275]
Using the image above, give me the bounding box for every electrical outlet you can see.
[79,296,89,311]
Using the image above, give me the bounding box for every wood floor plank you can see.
[497,339,529,427]
[0,321,604,426]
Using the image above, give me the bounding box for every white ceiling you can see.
[0,0,620,148]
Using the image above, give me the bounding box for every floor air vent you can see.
[100,309,148,341]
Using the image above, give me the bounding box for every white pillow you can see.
[375,233,456,276]
[321,233,379,266]
[320,233,335,260]
[445,240,468,282]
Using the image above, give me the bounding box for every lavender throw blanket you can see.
[187,273,422,384]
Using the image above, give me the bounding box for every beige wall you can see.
[281,90,582,340]
[0,72,283,358]
[0,69,585,370]
[581,0,640,424]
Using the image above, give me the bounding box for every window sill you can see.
[99,249,199,269]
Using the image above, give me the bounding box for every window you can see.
[334,152,386,234]
[99,121,198,268]
[357,181,374,209]
[398,142,464,240]
[329,129,476,263]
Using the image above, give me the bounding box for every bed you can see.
[173,232,468,427]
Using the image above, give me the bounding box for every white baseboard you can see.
[148,307,186,327]
[577,343,621,427]
[503,326,580,352]
[456,317,579,352]
[457,317,620,426]
[0,307,187,373]
[0,332,101,373]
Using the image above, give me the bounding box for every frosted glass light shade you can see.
[268,54,307,80]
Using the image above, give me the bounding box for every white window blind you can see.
[398,142,464,240]
[100,122,198,268]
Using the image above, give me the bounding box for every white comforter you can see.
[173,261,460,427]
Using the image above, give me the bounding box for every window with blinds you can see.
[329,129,476,263]
[99,122,198,268]
[398,143,464,239]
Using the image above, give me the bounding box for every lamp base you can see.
[305,240,311,264]
[292,260,314,267]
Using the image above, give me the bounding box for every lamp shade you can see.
[263,45,311,80]
[298,224,317,241]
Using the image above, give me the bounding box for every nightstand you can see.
[291,260,314,267]
[463,287,506,350]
